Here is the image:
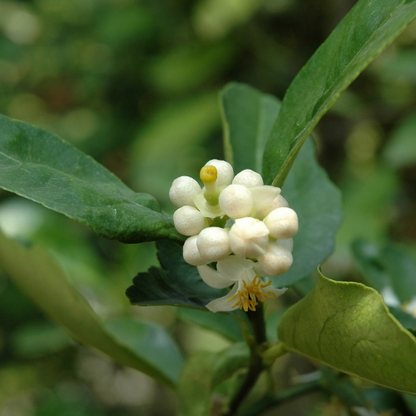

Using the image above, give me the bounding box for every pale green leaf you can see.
[278,269,416,394]
[0,230,182,386]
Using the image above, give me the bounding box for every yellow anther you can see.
[227,276,277,312]
[200,165,217,185]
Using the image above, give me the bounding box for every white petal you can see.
[197,227,231,262]
[216,256,255,281]
[205,159,234,187]
[229,218,269,258]
[219,184,254,219]
[257,242,293,276]
[263,207,298,239]
[183,236,207,266]
[277,238,293,252]
[173,206,206,236]
[264,285,287,299]
[232,169,263,187]
[197,265,234,289]
[169,176,201,208]
[250,186,282,219]
[205,283,239,312]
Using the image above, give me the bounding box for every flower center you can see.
[227,276,277,312]
[200,165,220,206]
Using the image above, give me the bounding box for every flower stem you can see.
[223,304,267,416]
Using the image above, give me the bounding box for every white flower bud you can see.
[173,206,207,236]
[197,227,231,262]
[278,238,293,252]
[205,159,234,187]
[183,236,207,266]
[263,207,298,239]
[257,242,293,276]
[250,185,282,219]
[229,217,269,258]
[232,169,263,188]
[219,184,254,219]
[169,176,202,208]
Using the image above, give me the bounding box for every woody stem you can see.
[223,304,267,416]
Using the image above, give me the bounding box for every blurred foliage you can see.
[0,0,416,415]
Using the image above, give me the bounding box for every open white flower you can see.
[197,256,286,312]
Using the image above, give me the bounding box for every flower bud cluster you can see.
[169,159,298,278]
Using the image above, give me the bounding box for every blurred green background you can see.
[1,0,416,415]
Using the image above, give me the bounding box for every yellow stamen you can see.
[227,276,277,312]
[200,165,217,184]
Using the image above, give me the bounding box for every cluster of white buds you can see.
[169,159,298,312]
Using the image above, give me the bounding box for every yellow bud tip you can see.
[200,165,217,184]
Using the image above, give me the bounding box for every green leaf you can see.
[11,321,73,358]
[0,114,181,243]
[126,240,227,309]
[351,239,390,293]
[177,308,244,342]
[352,239,416,304]
[0,231,181,387]
[178,343,250,416]
[220,82,281,173]
[220,83,342,286]
[263,0,416,187]
[383,112,416,168]
[276,138,343,286]
[278,269,416,394]
[104,318,184,387]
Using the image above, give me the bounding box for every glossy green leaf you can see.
[263,0,416,187]
[278,270,416,394]
[220,83,342,286]
[0,114,181,243]
[220,82,281,173]
[275,138,342,286]
[126,240,227,309]
[0,231,181,387]
[178,343,249,416]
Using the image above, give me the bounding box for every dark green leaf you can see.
[220,82,281,173]
[0,231,180,386]
[275,138,343,286]
[220,83,342,286]
[126,240,227,309]
[0,114,181,243]
[177,308,244,342]
[263,0,416,187]
[389,307,416,333]
[352,239,416,304]
[351,239,390,293]
[278,270,416,394]
[381,244,416,304]
[178,343,250,416]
